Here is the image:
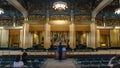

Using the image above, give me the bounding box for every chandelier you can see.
[53,1,68,11]
[0,8,4,14]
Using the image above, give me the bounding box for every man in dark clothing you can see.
[22,52,30,65]
[57,42,63,61]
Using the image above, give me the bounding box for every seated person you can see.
[108,55,120,68]
[13,55,24,68]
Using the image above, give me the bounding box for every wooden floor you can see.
[44,59,76,68]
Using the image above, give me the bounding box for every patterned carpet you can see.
[44,59,76,68]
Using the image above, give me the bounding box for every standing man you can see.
[57,41,63,61]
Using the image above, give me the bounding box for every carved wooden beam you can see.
[92,0,113,18]
[6,0,28,20]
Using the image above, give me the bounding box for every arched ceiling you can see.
[0,0,119,26]
[0,0,103,18]
[19,0,102,15]
[96,0,118,20]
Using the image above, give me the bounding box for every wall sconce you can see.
[115,0,120,14]
[0,8,4,14]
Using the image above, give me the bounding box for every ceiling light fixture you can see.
[0,8,4,14]
[53,1,68,11]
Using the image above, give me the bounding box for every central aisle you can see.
[44,59,76,68]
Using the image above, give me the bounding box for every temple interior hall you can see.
[0,0,120,68]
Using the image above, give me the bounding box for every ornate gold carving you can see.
[29,15,46,23]
[0,19,24,26]
[96,19,120,26]
[50,15,70,21]
[29,15,45,20]
[75,16,91,23]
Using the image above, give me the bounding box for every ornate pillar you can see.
[19,30,23,48]
[90,18,97,48]
[69,10,76,49]
[1,30,9,47]
[86,32,90,47]
[22,19,31,49]
[97,30,100,47]
[44,10,51,49]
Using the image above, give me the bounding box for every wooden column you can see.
[86,32,91,47]
[69,23,75,49]
[69,10,76,49]
[44,10,51,49]
[90,18,97,48]
[19,30,23,48]
[1,30,9,47]
[22,20,31,49]
[97,30,100,47]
